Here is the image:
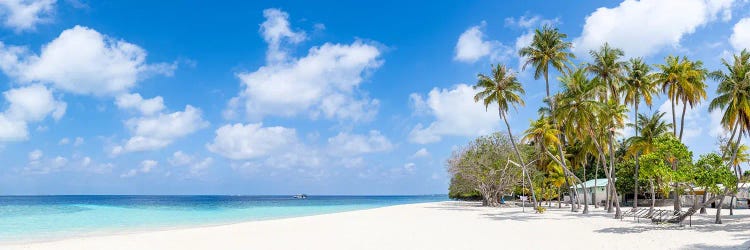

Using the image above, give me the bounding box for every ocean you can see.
[0,195,447,242]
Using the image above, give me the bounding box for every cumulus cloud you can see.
[410,148,430,158]
[658,100,705,141]
[0,25,175,96]
[574,0,735,57]
[0,0,55,32]
[207,123,298,160]
[327,130,393,155]
[260,8,306,63]
[408,84,499,144]
[115,93,165,116]
[114,105,208,153]
[730,17,750,51]
[0,84,65,141]
[454,22,512,63]
[226,9,382,122]
[121,159,158,178]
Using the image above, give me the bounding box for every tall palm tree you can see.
[656,56,706,141]
[709,50,750,216]
[519,25,575,100]
[677,59,708,141]
[473,64,538,208]
[600,99,628,217]
[621,57,658,209]
[586,43,626,102]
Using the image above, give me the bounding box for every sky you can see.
[0,0,747,195]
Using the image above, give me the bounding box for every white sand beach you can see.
[4,201,749,250]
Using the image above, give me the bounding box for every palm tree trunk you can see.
[544,72,550,101]
[582,162,589,214]
[608,130,622,218]
[672,161,681,212]
[633,99,639,209]
[501,111,538,208]
[593,162,599,208]
[678,100,687,141]
[671,95,677,137]
[558,186,562,208]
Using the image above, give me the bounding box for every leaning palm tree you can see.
[519,25,575,100]
[620,57,658,209]
[708,50,750,217]
[587,43,626,102]
[473,64,538,208]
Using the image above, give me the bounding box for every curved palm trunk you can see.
[633,99,640,209]
[501,111,538,208]
[593,163,599,208]
[678,100,687,141]
[608,131,622,218]
[671,95,677,137]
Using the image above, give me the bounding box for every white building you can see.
[570,178,610,205]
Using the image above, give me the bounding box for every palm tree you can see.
[656,56,707,141]
[655,55,684,137]
[600,99,628,218]
[677,59,708,141]
[626,112,673,157]
[473,64,538,209]
[708,50,750,217]
[621,57,658,209]
[586,43,626,102]
[519,25,575,100]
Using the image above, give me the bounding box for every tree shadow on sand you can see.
[595,214,750,234]
[682,239,750,250]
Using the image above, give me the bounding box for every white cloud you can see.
[454,22,512,63]
[574,0,735,57]
[0,84,65,141]
[117,105,208,153]
[58,137,69,145]
[0,114,27,141]
[327,130,393,155]
[81,156,91,167]
[207,123,298,160]
[168,150,194,166]
[730,17,750,51]
[410,148,430,158]
[73,136,83,146]
[0,25,174,96]
[115,93,165,116]
[4,84,65,122]
[260,8,306,63]
[709,108,727,137]
[0,0,55,32]
[409,84,500,144]
[404,162,416,173]
[121,159,157,178]
[227,9,382,122]
[189,157,213,176]
[28,149,41,161]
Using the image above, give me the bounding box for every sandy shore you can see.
[4,201,749,250]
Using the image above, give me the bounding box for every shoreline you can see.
[0,201,446,245]
[4,201,749,250]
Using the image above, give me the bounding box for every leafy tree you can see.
[474,64,538,208]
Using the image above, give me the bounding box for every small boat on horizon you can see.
[293,194,308,199]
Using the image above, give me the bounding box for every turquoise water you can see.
[0,195,447,242]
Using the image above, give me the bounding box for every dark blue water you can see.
[0,195,447,242]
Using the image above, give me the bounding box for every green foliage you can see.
[535,206,547,213]
[615,159,649,197]
[694,153,737,194]
[448,175,482,200]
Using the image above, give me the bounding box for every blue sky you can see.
[0,0,746,195]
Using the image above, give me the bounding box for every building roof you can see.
[571,178,609,189]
